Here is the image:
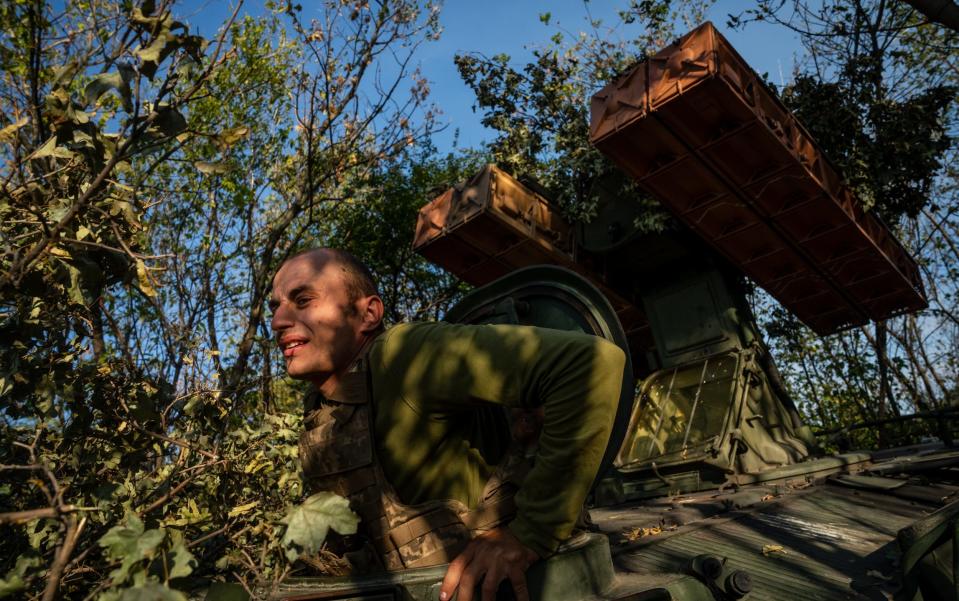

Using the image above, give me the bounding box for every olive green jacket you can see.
[368,322,626,557]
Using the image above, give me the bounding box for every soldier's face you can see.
[269,255,365,389]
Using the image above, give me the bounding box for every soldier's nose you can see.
[271,304,293,331]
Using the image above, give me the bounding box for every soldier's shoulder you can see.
[382,321,445,339]
[375,321,446,353]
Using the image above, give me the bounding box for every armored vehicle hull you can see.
[263,419,959,600]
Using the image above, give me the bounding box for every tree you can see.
[322,146,486,324]
[0,0,446,598]
[454,0,717,227]
[731,0,959,446]
[0,1,240,597]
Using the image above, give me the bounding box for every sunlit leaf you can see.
[137,36,167,65]
[216,126,250,149]
[194,161,230,174]
[28,136,74,160]
[228,501,259,517]
[52,62,81,86]
[762,544,787,556]
[65,264,86,305]
[167,540,196,580]
[85,69,134,112]
[0,117,29,142]
[280,492,359,562]
[135,259,158,298]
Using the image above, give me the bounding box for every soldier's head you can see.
[269,248,384,394]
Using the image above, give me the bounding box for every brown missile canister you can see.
[412,165,650,342]
[412,164,577,286]
[589,22,926,335]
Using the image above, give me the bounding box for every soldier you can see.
[269,248,626,601]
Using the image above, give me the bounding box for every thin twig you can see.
[140,476,196,516]
[0,504,96,525]
[41,515,86,601]
[130,424,219,460]
[186,525,229,549]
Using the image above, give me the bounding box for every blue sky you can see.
[181,1,806,153]
[425,1,805,150]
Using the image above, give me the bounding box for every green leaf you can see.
[136,23,188,80]
[136,0,157,21]
[45,88,70,112]
[194,161,229,175]
[0,117,29,142]
[52,62,81,86]
[28,136,74,160]
[98,514,165,582]
[165,497,210,527]
[203,583,250,601]
[167,541,195,580]
[138,32,171,65]
[116,582,187,601]
[151,107,187,138]
[227,500,259,517]
[85,70,133,112]
[109,198,140,229]
[65,263,87,306]
[0,556,40,598]
[215,126,250,149]
[280,492,359,563]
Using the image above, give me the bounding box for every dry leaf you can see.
[228,501,259,518]
[762,544,787,556]
[623,526,668,541]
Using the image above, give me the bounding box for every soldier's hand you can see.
[440,527,539,601]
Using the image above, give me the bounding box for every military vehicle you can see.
[260,22,959,601]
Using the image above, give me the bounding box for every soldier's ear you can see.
[359,295,384,333]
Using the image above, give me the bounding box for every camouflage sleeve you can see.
[374,322,626,557]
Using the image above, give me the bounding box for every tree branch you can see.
[0,504,91,525]
[41,515,86,601]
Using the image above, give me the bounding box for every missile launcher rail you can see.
[589,22,926,335]
[412,164,648,341]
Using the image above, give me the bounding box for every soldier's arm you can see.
[380,321,626,556]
